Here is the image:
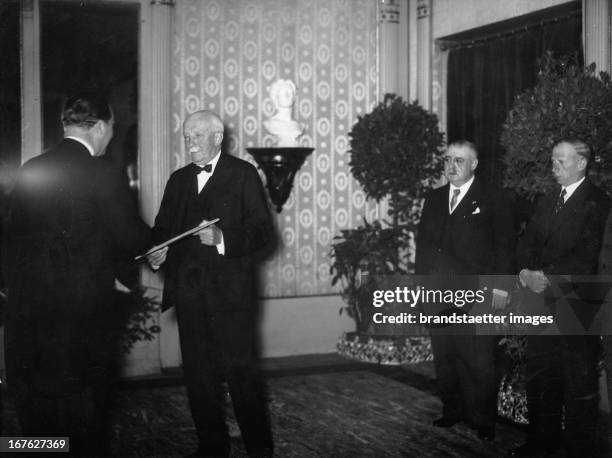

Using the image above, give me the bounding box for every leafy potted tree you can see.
[114,285,161,356]
[499,52,612,423]
[502,53,612,198]
[331,94,445,364]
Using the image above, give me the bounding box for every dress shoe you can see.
[432,417,460,428]
[508,441,559,457]
[186,447,229,457]
[477,427,495,441]
[248,448,274,458]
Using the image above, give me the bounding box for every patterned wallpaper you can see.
[172,0,381,297]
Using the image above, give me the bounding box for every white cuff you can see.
[216,232,225,255]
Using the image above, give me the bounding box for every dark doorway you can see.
[441,2,582,187]
[0,1,21,189]
[40,0,139,187]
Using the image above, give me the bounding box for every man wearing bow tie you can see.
[511,140,610,458]
[147,110,274,457]
[415,141,516,441]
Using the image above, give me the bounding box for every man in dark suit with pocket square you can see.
[147,110,274,457]
[511,140,610,458]
[415,141,516,441]
[3,92,151,455]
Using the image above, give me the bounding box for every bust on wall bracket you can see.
[248,79,313,212]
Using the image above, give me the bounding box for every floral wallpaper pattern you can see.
[172,0,380,297]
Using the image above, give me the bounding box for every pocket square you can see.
[472,207,481,215]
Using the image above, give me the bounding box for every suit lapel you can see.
[547,180,589,235]
[198,153,234,205]
[167,164,199,236]
[452,178,480,219]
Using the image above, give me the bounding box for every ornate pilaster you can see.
[139,0,174,291]
[20,0,42,163]
[378,0,400,97]
[583,0,611,74]
[122,0,176,377]
[416,0,431,110]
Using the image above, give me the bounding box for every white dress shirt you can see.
[561,176,585,202]
[65,136,95,156]
[448,176,475,214]
[196,151,221,193]
[195,152,225,255]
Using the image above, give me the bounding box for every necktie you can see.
[450,188,461,213]
[196,164,213,174]
[553,188,567,214]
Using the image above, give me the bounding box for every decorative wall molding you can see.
[378,0,401,96]
[20,0,42,164]
[379,0,400,24]
[416,0,430,19]
[140,0,173,304]
[583,0,611,74]
[416,0,431,109]
[22,0,34,14]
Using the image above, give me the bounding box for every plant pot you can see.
[337,331,433,365]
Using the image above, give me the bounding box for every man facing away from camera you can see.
[3,92,151,455]
[147,110,274,457]
[415,140,516,442]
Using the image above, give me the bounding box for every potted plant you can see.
[114,285,161,356]
[331,94,445,363]
[502,52,612,200]
[500,52,612,423]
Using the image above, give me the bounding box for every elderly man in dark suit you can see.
[147,110,274,457]
[511,140,610,458]
[3,93,151,455]
[415,140,515,441]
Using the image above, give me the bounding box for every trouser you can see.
[602,335,612,455]
[174,267,273,456]
[525,335,600,457]
[430,332,499,428]
[5,314,114,457]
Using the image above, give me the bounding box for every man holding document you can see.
[147,110,274,457]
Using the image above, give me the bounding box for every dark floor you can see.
[0,354,559,456]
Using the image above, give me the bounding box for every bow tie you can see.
[196,164,213,173]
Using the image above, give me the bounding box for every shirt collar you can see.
[562,176,585,201]
[64,136,95,157]
[449,175,475,195]
[196,151,221,173]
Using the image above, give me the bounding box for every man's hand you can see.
[519,269,549,294]
[147,246,168,271]
[196,219,223,246]
[491,288,510,311]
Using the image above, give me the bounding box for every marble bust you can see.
[264,79,304,147]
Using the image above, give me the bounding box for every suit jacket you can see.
[3,139,150,382]
[4,139,150,313]
[153,153,272,312]
[415,178,515,276]
[517,179,610,276]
